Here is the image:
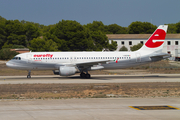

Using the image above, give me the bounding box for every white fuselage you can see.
[6,51,152,71]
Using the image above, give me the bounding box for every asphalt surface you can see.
[0,74,180,120]
[0,74,180,84]
[0,98,179,120]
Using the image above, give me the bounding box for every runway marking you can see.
[129,105,180,110]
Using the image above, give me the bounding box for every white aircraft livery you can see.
[6,25,170,78]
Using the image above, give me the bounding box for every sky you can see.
[0,0,180,27]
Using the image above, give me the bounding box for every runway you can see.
[0,74,180,84]
[0,98,179,120]
[0,74,180,120]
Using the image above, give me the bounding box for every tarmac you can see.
[0,98,179,120]
[0,74,180,84]
[0,74,180,120]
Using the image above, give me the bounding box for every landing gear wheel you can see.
[80,72,91,78]
[85,74,90,78]
[27,75,31,78]
[27,70,31,79]
[80,72,86,78]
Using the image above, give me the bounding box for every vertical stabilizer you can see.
[138,25,168,53]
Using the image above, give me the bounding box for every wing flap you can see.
[76,60,110,66]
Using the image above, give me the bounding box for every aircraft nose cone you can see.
[6,61,11,67]
[6,61,14,68]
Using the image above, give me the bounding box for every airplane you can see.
[6,25,170,78]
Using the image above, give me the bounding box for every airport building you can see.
[107,34,180,60]
[10,48,30,53]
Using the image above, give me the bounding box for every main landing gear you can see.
[80,72,91,78]
[27,70,31,78]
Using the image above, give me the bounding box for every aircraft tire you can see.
[27,75,31,78]
[85,74,91,78]
[80,73,86,78]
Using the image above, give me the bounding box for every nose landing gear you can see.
[27,70,31,78]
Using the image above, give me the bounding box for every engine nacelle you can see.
[59,66,77,76]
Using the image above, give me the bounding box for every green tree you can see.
[0,16,6,21]
[47,20,95,51]
[11,45,25,49]
[0,17,6,49]
[91,30,109,51]
[0,48,18,60]
[119,46,128,51]
[108,40,117,51]
[44,39,58,51]
[25,22,40,46]
[176,22,180,33]
[128,21,157,34]
[28,37,58,51]
[85,21,107,33]
[42,24,55,36]
[106,24,127,34]
[2,20,27,48]
[130,43,143,51]
[166,23,177,33]
[84,21,119,51]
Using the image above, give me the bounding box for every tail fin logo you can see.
[145,29,166,48]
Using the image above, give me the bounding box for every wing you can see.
[76,60,110,66]
[56,60,111,72]
[75,60,111,71]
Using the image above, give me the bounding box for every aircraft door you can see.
[70,56,77,63]
[135,53,141,62]
[26,54,32,63]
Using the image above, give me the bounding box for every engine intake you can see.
[58,66,77,76]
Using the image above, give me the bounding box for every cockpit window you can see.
[12,57,21,60]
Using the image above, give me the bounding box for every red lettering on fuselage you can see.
[34,54,53,58]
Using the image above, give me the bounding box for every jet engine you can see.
[53,66,77,76]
